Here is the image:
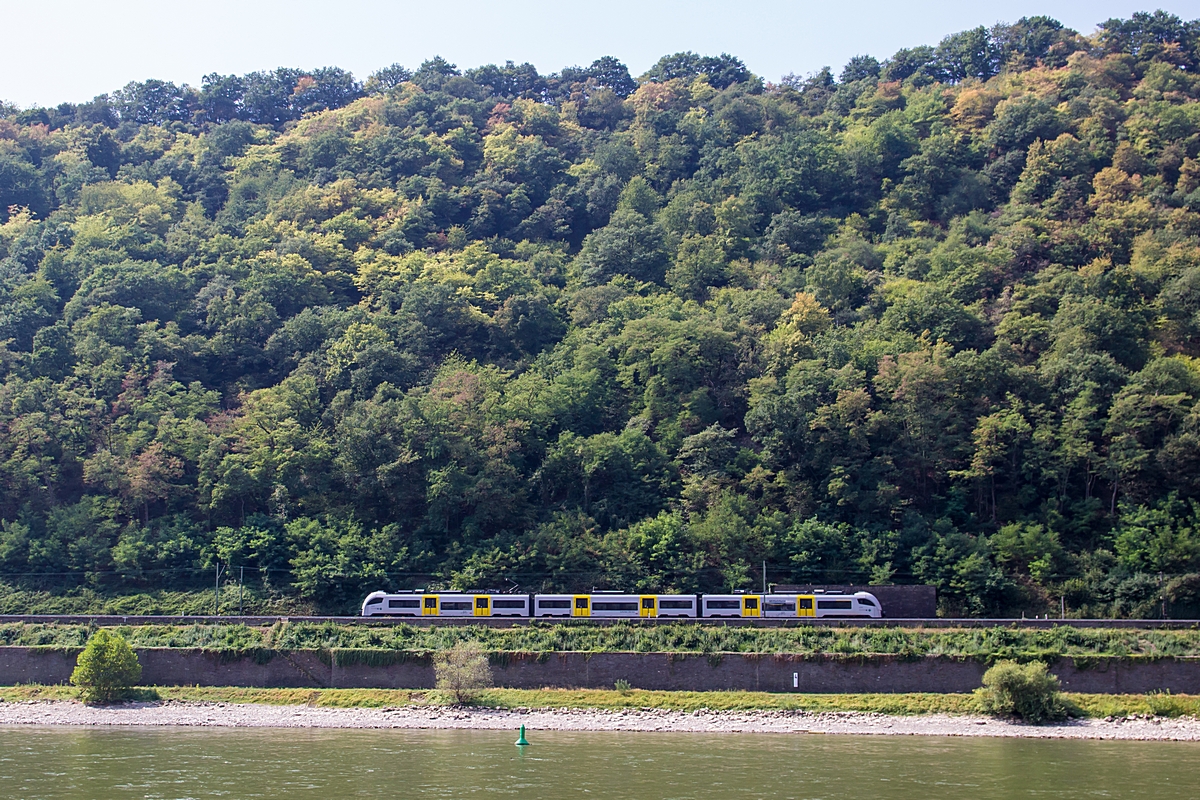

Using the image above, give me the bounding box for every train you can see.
[360,590,883,619]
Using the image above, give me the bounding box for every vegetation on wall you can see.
[6,620,1200,659]
[2,11,1200,615]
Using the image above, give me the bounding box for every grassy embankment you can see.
[0,586,317,616]
[2,621,1200,659]
[4,622,1197,718]
[0,684,1196,718]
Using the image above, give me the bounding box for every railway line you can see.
[0,614,1197,629]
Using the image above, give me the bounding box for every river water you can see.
[0,726,1195,799]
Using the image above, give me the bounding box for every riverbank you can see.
[7,684,1200,716]
[1,699,1198,740]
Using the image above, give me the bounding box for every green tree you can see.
[71,629,142,704]
[976,660,1067,723]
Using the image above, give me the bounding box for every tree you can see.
[976,660,1067,723]
[642,52,750,89]
[840,55,881,83]
[71,629,142,704]
[366,64,413,93]
[3,20,1200,620]
[571,208,669,285]
[934,27,1002,83]
[434,640,493,703]
[1098,11,1200,69]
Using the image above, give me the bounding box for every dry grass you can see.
[2,683,1197,717]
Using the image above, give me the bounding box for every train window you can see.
[764,602,795,612]
[593,602,638,611]
[475,597,489,609]
[743,598,759,610]
[575,598,590,609]
[424,597,438,609]
[660,600,693,609]
[441,601,472,610]
[707,600,740,609]
[365,597,383,606]
[857,598,875,606]
[799,598,813,609]
[817,600,853,609]
[642,598,655,609]
[493,599,526,609]
[388,599,419,608]
[539,600,570,609]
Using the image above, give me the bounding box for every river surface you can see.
[0,726,1196,799]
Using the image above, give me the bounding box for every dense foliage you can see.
[69,628,142,703]
[2,12,1200,615]
[977,659,1067,721]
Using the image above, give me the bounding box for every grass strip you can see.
[5,621,1200,659]
[1,684,1197,718]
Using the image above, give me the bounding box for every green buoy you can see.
[515,724,530,746]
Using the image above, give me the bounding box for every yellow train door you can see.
[640,596,657,617]
[797,596,815,617]
[572,595,591,617]
[742,596,760,617]
[474,595,491,617]
[422,595,439,616]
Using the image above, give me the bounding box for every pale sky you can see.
[3,0,1198,108]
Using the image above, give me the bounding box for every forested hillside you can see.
[2,11,1200,616]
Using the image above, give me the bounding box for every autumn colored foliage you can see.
[1,13,1200,616]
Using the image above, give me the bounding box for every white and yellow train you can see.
[360,590,882,619]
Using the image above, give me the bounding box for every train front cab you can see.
[762,593,881,619]
[360,592,424,616]
[361,591,388,616]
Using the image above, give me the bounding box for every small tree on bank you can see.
[71,629,142,704]
[433,640,493,703]
[976,660,1066,723]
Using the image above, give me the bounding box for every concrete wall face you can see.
[6,648,1200,694]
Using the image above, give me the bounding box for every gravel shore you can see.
[1,701,1198,740]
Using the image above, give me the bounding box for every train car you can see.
[701,593,762,618]
[532,593,699,618]
[363,590,880,619]
[360,591,530,617]
[761,591,881,619]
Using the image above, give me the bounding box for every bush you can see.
[976,660,1066,723]
[433,640,493,703]
[614,678,632,695]
[70,629,142,704]
[1146,690,1187,717]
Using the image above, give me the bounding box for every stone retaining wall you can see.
[5,647,1200,694]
